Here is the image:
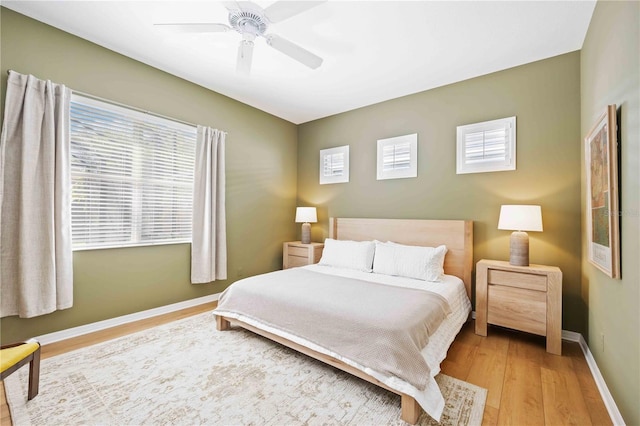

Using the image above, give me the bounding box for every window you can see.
[70,94,197,250]
[456,116,516,174]
[319,145,349,184]
[377,133,418,180]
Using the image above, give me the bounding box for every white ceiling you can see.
[3,1,596,124]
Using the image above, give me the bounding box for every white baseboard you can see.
[36,293,220,346]
[562,330,626,425]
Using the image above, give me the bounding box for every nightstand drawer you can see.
[283,241,324,269]
[488,269,547,292]
[287,255,310,268]
[287,246,309,257]
[488,284,546,336]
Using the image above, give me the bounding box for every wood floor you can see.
[1,305,611,426]
[441,322,612,426]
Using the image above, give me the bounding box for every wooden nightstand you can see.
[283,241,324,269]
[475,259,563,355]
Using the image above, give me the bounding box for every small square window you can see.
[456,116,516,174]
[377,133,418,180]
[320,145,349,184]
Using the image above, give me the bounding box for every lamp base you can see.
[509,231,530,266]
[301,222,311,244]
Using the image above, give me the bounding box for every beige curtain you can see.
[191,126,227,283]
[0,71,73,318]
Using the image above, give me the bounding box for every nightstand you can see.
[283,241,324,269]
[475,259,563,355]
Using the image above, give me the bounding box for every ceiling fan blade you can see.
[222,1,240,11]
[154,23,231,33]
[263,1,326,23]
[237,39,254,74]
[266,34,323,69]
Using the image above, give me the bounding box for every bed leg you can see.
[401,394,421,425]
[216,315,230,331]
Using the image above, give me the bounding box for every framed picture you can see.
[585,104,620,278]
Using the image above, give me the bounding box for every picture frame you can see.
[585,105,620,278]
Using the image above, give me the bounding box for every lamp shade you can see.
[295,207,317,223]
[498,205,543,232]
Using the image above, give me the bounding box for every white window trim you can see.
[319,145,349,184]
[71,95,196,134]
[376,133,418,180]
[456,116,516,174]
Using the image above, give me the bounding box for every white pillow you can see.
[318,238,375,272]
[373,241,447,281]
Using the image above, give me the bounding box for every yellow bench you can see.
[0,339,41,400]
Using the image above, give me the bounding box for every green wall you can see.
[0,8,298,342]
[3,3,638,422]
[580,1,640,424]
[297,52,584,332]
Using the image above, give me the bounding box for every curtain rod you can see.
[6,69,198,129]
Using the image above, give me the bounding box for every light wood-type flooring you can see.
[441,322,611,425]
[1,304,611,425]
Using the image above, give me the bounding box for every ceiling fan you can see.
[155,1,325,74]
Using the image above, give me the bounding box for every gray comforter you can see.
[214,268,452,391]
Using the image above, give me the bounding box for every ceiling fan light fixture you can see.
[237,36,254,75]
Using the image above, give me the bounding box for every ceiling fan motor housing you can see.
[229,9,268,37]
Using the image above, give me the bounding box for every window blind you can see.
[319,145,349,185]
[70,95,197,249]
[456,116,516,174]
[463,128,509,164]
[376,133,417,180]
[323,152,345,177]
[382,141,411,171]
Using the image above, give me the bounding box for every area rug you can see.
[5,311,486,425]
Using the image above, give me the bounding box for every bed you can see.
[214,217,473,424]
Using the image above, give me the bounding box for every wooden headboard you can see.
[329,217,474,299]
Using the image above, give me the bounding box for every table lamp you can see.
[295,207,317,244]
[498,205,543,266]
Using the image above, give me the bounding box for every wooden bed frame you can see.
[216,218,473,424]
